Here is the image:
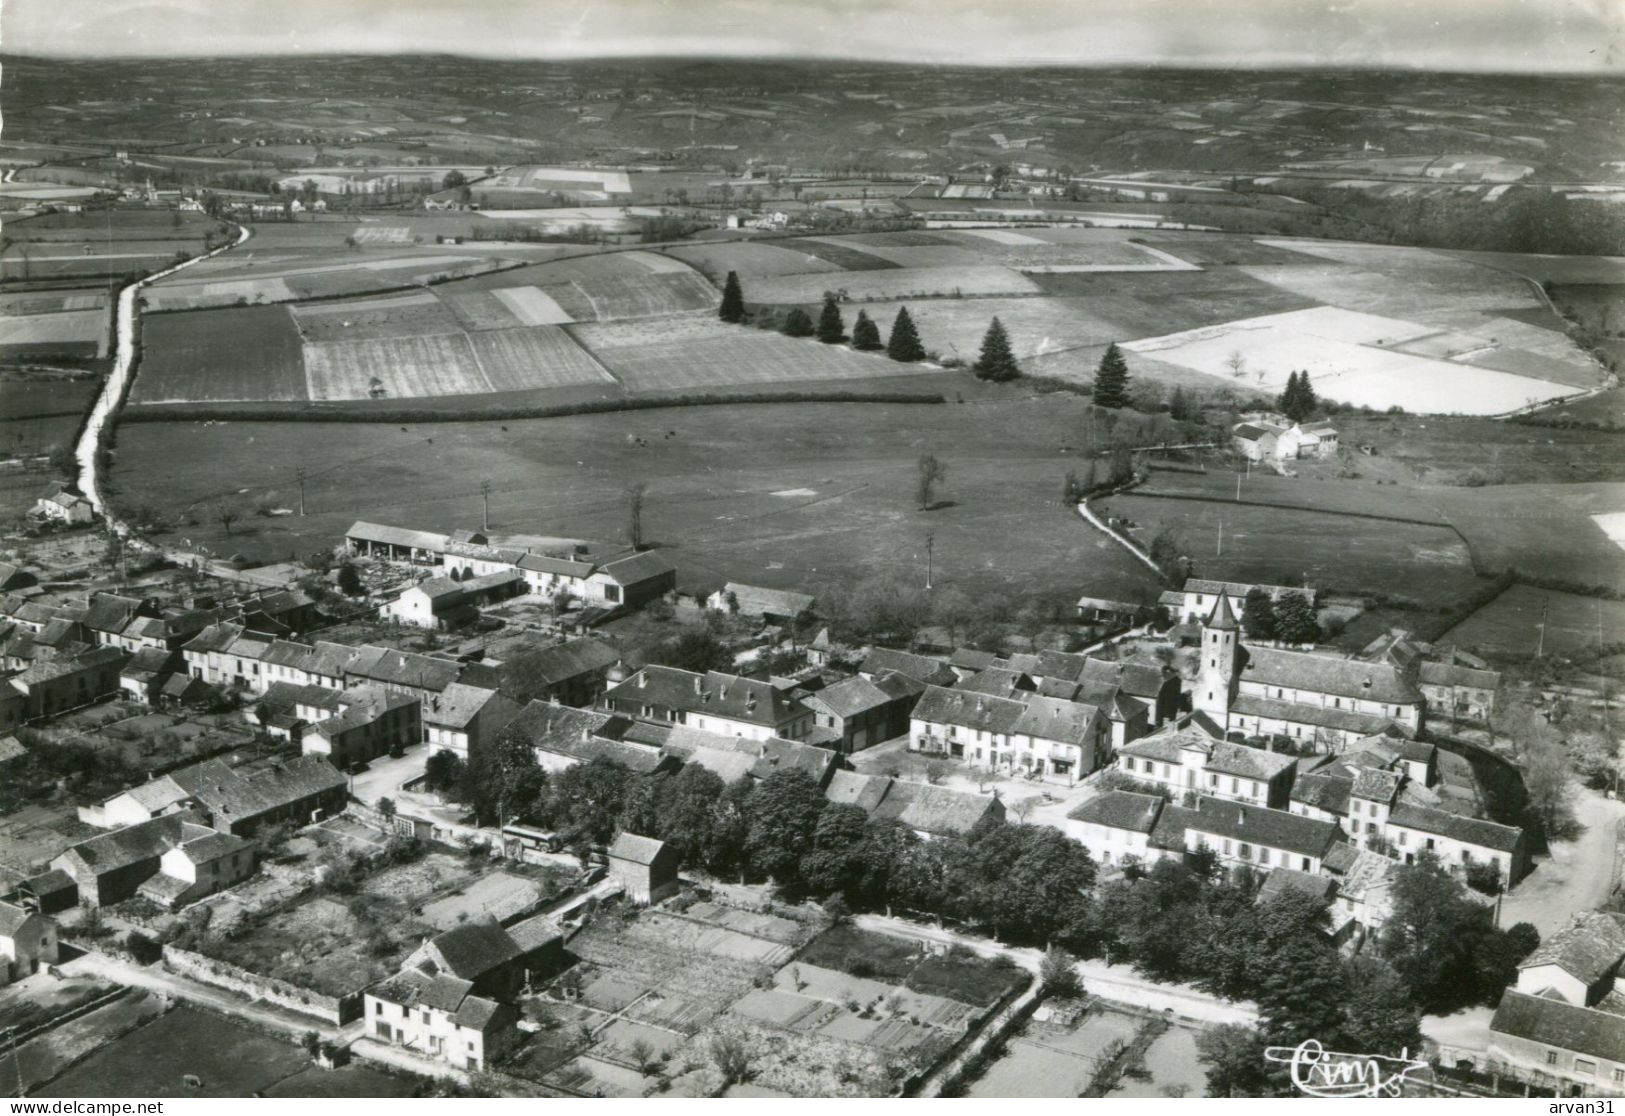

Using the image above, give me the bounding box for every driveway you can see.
[347,745,430,808]
[1500,786,1624,937]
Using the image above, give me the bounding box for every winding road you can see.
[73,222,250,541]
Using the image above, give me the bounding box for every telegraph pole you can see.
[925,532,935,590]
[295,467,307,517]
[1217,518,1223,558]
[480,480,491,532]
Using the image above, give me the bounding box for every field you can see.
[966,1002,1148,1098]
[1,209,218,283]
[1441,584,1625,659]
[110,392,1176,600]
[132,305,310,403]
[1124,305,1595,415]
[35,1007,421,1098]
[0,289,110,362]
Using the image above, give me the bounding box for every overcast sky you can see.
[5,0,1620,72]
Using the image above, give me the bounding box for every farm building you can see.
[823,769,1004,839]
[346,521,448,565]
[1074,596,1143,625]
[364,968,518,1073]
[403,919,527,1000]
[1231,419,1339,462]
[8,646,127,720]
[1489,913,1625,1096]
[383,569,524,629]
[81,755,347,836]
[0,902,58,987]
[32,488,94,526]
[1182,797,1346,875]
[706,583,816,625]
[798,671,923,753]
[52,811,255,908]
[585,551,678,610]
[1064,790,1172,868]
[908,685,1111,783]
[504,636,623,707]
[857,647,958,688]
[639,723,838,787]
[1173,578,1316,625]
[495,702,674,776]
[606,832,680,905]
[0,564,37,592]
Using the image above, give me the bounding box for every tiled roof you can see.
[1121,723,1218,764]
[1078,658,1169,701]
[801,675,894,720]
[1068,790,1164,833]
[170,755,346,824]
[1291,772,1352,816]
[427,683,508,730]
[427,919,522,981]
[1150,804,1197,851]
[310,685,418,738]
[1205,742,1297,781]
[1259,866,1337,902]
[346,521,448,552]
[1012,695,1102,748]
[178,828,252,863]
[874,780,1002,837]
[1387,801,1522,853]
[1521,913,1625,986]
[1205,593,1240,632]
[1230,693,1408,736]
[749,737,836,783]
[498,702,666,773]
[1187,798,1343,858]
[522,637,621,684]
[949,648,998,672]
[1491,990,1625,1064]
[1184,578,1315,604]
[608,832,668,866]
[62,812,201,872]
[597,550,677,585]
[516,552,596,578]
[1242,647,1422,705]
[0,900,35,937]
[1420,660,1501,691]
[825,770,894,813]
[1350,768,1401,803]
[183,621,247,655]
[957,668,1032,698]
[860,648,957,686]
[344,645,464,692]
[911,686,1025,734]
[605,666,804,728]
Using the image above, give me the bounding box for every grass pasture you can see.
[447,254,719,320]
[747,265,1041,303]
[0,306,108,360]
[304,332,488,400]
[132,305,309,403]
[1440,584,1625,659]
[468,325,613,390]
[576,325,923,392]
[667,240,847,279]
[290,291,463,342]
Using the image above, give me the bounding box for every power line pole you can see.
[295,467,307,517]
[925,532,935,590]
[480,480,491,532]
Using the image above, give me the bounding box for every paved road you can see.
[852,913,1257,1026]
[1500,786,1625,937]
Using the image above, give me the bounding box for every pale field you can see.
[303,332,490,399]
[668,240,847,278]
[0,308,107,352]
[748,265,1042,302]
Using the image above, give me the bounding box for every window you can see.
[1301,857,1311,870]
[1223,839,1233,854]
[1397,830,1407,845]
[1547,1051,1560,1066]
[1612,1068,1624,1084]
[1239,843,1252,860]
[1259,849,1270,865]
[1576,1059,1596,1076]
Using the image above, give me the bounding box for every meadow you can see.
[1441,584,1625,659]
[109,390,1171,600]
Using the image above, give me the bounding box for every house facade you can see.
[0,902,58,986]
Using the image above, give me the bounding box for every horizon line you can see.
[3,47,1619,77]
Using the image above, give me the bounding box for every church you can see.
[1192,595,1425,748]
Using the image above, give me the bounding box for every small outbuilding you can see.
[606,832,680,905]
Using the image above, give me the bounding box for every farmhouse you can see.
[364,968,518,1073]
[1419,657,1502,724]
[8,646,127,720]
[514,552,598,598]
[0,902,57,986]
[495,702,672,775]
[182,622,274,689]
[506,637,623,707]
[1064,790,1172,867]
[601,666,814,741]
[300,685,422,769]
[1230,419,1339,462]
[706,583,816,625]
[584,550,678,610]
[643,723,837,786]
[32,488,95,525]
[383,570,524,629]
[858,647,958,688]
[1490,912,1625,1096]
[606,832,680,904]
[404,920,527,999]
[82,755,347,836]
[1115,721,1298,807]
[823,771,1004,839]
[798,671,922,753]
[52,812,254,908]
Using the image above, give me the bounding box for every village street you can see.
[1500,786,1625,937]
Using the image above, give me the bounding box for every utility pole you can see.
[480,480,491,532]
[1217,518,1223,558]
[925,532,935,590]
[295,467,307,517]
[1536,595,1549,658]
[1236,469,1242,502]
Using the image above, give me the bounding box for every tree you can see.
[746,769,826,883]
[627,481,647,550]
[442,170,468,190]
[781,308,815,337]
[815,295,845,344]
[1197,1024,1274,1098]
[544,756,630,846]
[646,629,732,673]
[1278,371,1302,419]
[1337,955,1423,1058]
[378,797,396,821]
[1523,737,1578,840]
[916,454,946,511]
[1271,591,1319,644]
[1168,385,1192,421]
[216,501,241,536]
[886,306,926,362]
[1296,371,1318,419]
[718,270,746,323]
[973,317,1021,382]
[709,1033,752,1086]
[424,750,466,796]
[1241,588,1277,640]
[851,309,883,351]
[1039,944,1083,999]
[1094,344,1130,409]
[336,561,363,596]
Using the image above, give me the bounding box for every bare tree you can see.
[627,482,647,550]
[216,501,241,537]
[709,1033,752,1085]
[1225,350,1247,380]
[916,454,946,511]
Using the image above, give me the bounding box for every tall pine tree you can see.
[1296,371,1318,420]
[816,294,845,344]
[887,306,926,363]
[850,309,883,351]
[973,317,1021,382]
[1094,343,1130,409]
[718,270,746,323]
[781,308,814,338]
[1278,371,1301,418]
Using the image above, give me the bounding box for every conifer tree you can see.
[718,270,746,323]
[1297,370,1318,419]
[1278,371,1301,419]
[850,309,883,351]
[973,316,1021,382]
[816,294,845,344]
[886,306,926,363]
[781,308,815,337]
[1094,343,1130,409]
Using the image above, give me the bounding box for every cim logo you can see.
[1265,1039,1429,1098]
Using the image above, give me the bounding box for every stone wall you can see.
[164,943,360,1024]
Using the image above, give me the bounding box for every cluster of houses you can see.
[1230,415,1340,463]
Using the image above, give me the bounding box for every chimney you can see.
[693,675,702,695]
[638,672,647,689]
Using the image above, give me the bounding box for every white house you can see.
[0,902,58,986]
